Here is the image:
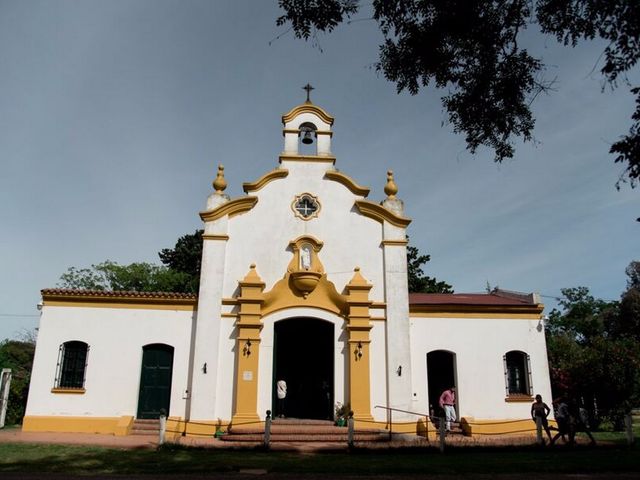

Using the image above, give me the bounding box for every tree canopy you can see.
[0,337,35,425]
[407,244,453,293]
[277,0,640,189]
[545,261,640,428]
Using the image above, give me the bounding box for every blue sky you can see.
[0,0,638,341]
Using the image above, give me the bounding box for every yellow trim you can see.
[279,154,336,164]
[165,417,231,441]
[346,268,374,422]
[355,199,412,228]
[460,417,546,436]
[324,170,370,197]
[51,388,85,394]
[370,316,386,321]
[262,274,346,316]
[355,418,429,436]
[221,313,238,318]
[202,234,229,241]
[505,395,534,403]
[282,103,334,125]
[22,415,134,436]
[231,265,265,425]
[283,129,333,137]
[242,169,289,193]
[381,239,409,246]
[44,300,195,311]
[410,304,543,319]
[200,196,258,222]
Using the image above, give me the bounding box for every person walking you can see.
[439,386,457,432]
[550,397,570,445]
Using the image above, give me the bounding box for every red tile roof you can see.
[41,288,197,299]
[409,290,537,306]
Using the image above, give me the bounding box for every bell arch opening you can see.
[272,317,334,420]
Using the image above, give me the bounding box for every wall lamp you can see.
[243,339,252,356]
[355,341,363,360]
[397,365,402,376]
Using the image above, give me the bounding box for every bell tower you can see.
[280,84,334,161]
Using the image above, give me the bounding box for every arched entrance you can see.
[426,350,457,418]
[273,318,334,420]
[137,344,174,419]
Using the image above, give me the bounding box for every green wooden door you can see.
[137,344,174,419]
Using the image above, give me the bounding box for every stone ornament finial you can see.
[384,170,398,199]
[213,164,227,194]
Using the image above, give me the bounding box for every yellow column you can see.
[231,264,265,426]
[345,267,374,423]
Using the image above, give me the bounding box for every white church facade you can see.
[24,99,552,438]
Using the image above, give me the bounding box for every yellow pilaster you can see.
[345,267,374,422]
[231,264,265,426]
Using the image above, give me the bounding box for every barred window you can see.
[55,341,89,389]
[503,350,532,397]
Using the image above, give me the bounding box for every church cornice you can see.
[410,303,544,319]
[41,289,197,311]
[282,102,334,125]
[354,199,411,228]
[324,170,370,197]
[199,196,258,222]
[242,168,289,193]
[279,154,336,164]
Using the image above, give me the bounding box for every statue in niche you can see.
[300,244,312,270]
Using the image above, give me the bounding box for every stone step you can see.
[231,425,365,435]
[220,432,388,443]
[131,419,160,436]
[223,418,390,443]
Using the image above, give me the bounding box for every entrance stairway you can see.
[131,418,160,436]
[220,418,389,444]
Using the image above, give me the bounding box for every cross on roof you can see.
[303,83,314,102]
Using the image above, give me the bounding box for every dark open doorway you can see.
[426,350,457,418]
[273,318,334,420]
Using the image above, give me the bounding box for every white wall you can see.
[26,305,195,418]
[222,162,385,302]
[410,316,552,420]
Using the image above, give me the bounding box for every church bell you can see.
[301,129,314,145]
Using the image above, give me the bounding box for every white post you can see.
[0,369,12,429]
[159,415,166,445]
[536,416,543,446]
[264,410,272,450]
[347,416,355,449]
[625,414,634,446]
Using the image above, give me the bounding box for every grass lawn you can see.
[0,442,638,476]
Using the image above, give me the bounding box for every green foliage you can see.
[0,339,35,425]
[58,261,194,293]
[407,245,453,293]
[58,230,204,294]
[546,262,640,429]
[158,229,203,294]
[277,0,640,187]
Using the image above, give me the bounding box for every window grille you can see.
[503,350,531,396]
[54,341,89,389]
